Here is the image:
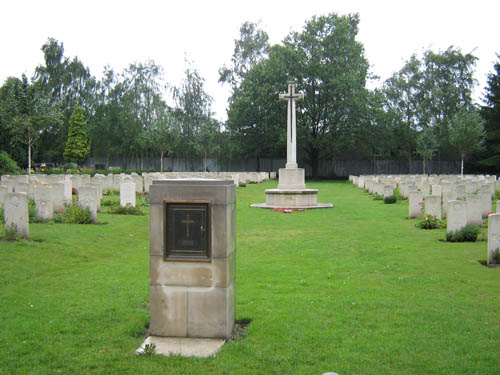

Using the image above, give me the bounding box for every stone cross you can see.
[279,81,304,169]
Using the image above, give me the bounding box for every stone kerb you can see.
[488,213,500,265]
[149,179,236,339]
[78,186,98,223]
[4,192,29,238]
[424,195,441,219]
[447,200,467,233]
[34,185,54,220]
[120,181,136,207]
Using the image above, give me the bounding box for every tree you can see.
[64,106,90,164]
[479,54,500,172]
[0,75,62,173]
[415,127,439,174]
[33,38,97,162]
[382,47,477,170]
[219,21,270,90]
[145,106,179,172]
[448,109,485,177]
[173,62,216,169]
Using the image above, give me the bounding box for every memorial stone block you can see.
[149,179,236,339]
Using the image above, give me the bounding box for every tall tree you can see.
[173,62,216,169]
[448,109,485,177]
[415,127,439,174]
[479,54,500,172]
[64,106,90,165]
[280,13,370,177]
[219,21,270,90]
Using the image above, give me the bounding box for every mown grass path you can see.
[1,180,499,374]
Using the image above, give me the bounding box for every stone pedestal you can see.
[277,168,306,190]
[148,179,236,339]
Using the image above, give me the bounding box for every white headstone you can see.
[409,192,424,219]
[431,184,442,197]
[51,183,66,211]
[487,213,500,265]
[447,200,467,233]
[0,185,8,206]
[63,179,72,205]
[465,194,483,226]
[4,192,29,238]
[120,181,136,207]
[78,186,97,223]
[34,185,54,220]
[424,195,441,219]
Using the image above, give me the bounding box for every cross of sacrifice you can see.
[279,81,304,169]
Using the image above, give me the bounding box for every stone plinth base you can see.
[251,188,333,209]
[278,168,306,190]
[136,336,225,357]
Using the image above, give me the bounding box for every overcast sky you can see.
[1,0,499,121]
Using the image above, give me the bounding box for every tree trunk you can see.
[204,149,207,172]
[423,159,426,175]
[28,138,32,175]
[160,151,164,173]
[461,155,464,177]
[256,155,261,172]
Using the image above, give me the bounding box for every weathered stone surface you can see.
[78,186,97,223]
[447,200,467,233]
[120,181,136,207]
[424,195,441,219]
[488,213,500,265]
[34,185,54,220]
[4,192,29,238]
[409,192,424,219]
[466,194,483,226]
[149,286,188,337]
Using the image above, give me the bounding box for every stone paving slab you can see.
[136,336,225,357]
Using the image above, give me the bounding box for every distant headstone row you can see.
[0,171,274,239]
[350,174,500,266]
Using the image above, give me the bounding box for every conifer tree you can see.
[64,106,90,165]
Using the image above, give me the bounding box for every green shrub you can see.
[384,195,397,204]
[445,225,480,242]
[28,199,45,223]
[0,206,4,223]
[60,204,93,224]
[417,214,442,229]
[491,249,500,264]
[495,189,500,200]
[108,204,144,215]
[373,194,383,201]
[0,151,20,175]
[102,198,120,206]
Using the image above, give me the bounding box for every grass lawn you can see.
[1,180,499,374]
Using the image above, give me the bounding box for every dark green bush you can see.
[108,204,144,215]
[417,214,442,229]
[101,198,120,206]
[445,225,480,242]
[0,151,20,175]
[373,194,383,201]
[384,195,397,204]
[58,204,93,224]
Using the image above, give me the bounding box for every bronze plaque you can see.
[164,201,210,261]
